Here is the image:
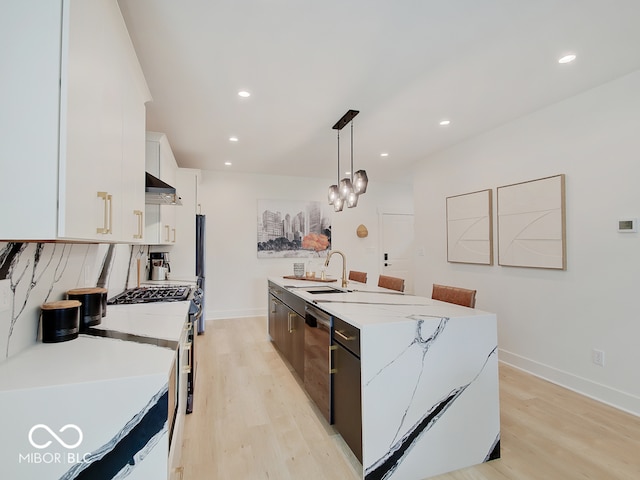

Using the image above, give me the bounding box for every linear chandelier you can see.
[327,109,368,212]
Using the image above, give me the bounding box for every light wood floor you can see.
[180,316,640,480]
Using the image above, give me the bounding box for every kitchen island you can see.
[268,276,500,480]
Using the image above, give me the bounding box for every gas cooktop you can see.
[107,285,191,305]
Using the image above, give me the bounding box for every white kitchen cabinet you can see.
[145,132,179,245]
[165,168,201,279]
[0,0,149,242]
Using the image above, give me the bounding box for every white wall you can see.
[198,170,412,319]
[412,70,640,415]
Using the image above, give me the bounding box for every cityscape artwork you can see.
[257,199,332,258]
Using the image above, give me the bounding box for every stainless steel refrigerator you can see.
[196,214,206,334]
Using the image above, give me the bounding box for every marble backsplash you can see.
[0,242,145,361]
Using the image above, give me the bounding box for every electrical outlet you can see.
[592,349,605,367]
[0,279,11,312]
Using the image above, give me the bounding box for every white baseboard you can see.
[499,349,640,417]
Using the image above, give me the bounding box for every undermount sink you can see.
[292,285,345,294]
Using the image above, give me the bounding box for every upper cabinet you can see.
[145,132,179,245]
[0,0,150,242]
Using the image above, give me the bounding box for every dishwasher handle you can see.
[305,304,331,329]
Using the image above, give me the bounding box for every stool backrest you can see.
[348,271,367,283]
[432,284,476,308]
[378,275,405,292]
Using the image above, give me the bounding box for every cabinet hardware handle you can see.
[183,342,192,373]
[97,192,109,234]
[133,210,143,239]
[107,194,113,234]
[334,330,354,341]
[271,300,279,314]
[288,312,295,333]
[165,225,170,242]
[329,345,337,374]
[172,227,176,243]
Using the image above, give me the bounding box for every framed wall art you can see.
[446,189,493,265]
[257,199,332,258]
[497,174,566,270]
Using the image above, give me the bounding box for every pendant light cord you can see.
[337,129,340,183]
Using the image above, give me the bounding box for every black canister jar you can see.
[67,288,103,331]
[40,300,81,343]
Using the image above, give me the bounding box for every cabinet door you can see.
[285,311,305,379]
[333,342,362,462]
[145,133,179,245]
[59,0,147,242]
[268,295,279,342]
[120,62,146,243]
[159,135,178,244]
[121,115,146,242]
[59,0,124,240]
[168,169,200,278]
[0,0,61,239]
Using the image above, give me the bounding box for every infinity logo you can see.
[28,424,83,449]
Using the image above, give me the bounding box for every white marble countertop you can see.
[269,276,489,328]
[269,276,501,480]
[97,300,191,342]
[0,335,174,391]
[0,298,191,392]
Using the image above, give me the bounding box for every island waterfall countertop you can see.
[0,300,191,390]
[0,298,192,480]
[268,276,501,480]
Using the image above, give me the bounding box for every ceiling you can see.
[118,0,640,184]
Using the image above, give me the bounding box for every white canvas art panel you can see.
[497,174,566,269]
[446,189,493,265]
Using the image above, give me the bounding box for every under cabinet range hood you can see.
[145,172,182,205]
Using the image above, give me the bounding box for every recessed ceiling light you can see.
[558,54,576,64]
[380,152,389,157]
[238,90,251,98]
[439,119,451,126]
[229,136,238,142]
[224,161,232,166]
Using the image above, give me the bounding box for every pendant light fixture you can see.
[328,109,368,211]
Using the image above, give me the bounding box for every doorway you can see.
[380,213,414,293]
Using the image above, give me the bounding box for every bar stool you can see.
[377,275,405,292]
[431,284,476,308]
[348,270,368,283]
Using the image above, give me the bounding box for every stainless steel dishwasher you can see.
[304,303,332,423]
[332,316,362,462]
